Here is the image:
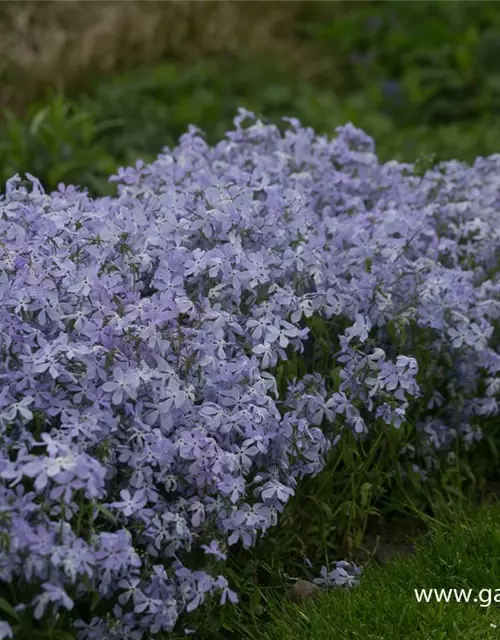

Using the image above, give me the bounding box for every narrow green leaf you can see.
[0,596,20,621]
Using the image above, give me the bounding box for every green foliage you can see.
[302,0,500,126]
[1,10,499,197]
[81,56,347,161]
[0,56,351,195]
[0,94,119,195]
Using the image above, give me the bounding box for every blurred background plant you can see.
[0,0,331,110]
[2,0,500,195]
[302,1,500,126]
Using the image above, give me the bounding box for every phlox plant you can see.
[0,108,500,639]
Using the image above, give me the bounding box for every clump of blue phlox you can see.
[0,108,499,638]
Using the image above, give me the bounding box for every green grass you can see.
[258,501,500,640]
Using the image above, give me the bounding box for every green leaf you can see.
[94,502,117,525]
[248,588,262,615]
[90,588,101,612]
[29,107,50,137]
[360,482,373,509]
[53,632,78,640]
[0,596,20,621]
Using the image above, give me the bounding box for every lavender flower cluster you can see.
[1,108,499,638]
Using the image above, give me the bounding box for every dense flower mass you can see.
[0,109,499,638]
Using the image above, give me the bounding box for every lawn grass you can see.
[259,501,500,640]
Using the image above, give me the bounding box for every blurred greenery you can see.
[0,94,119,195]
[1,0,500,195]
[299,1,500,125]
[0,55,351,196]
[0,63,497,198]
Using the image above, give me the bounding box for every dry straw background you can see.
[0,1,336,113]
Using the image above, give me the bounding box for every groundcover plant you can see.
[0,109,500,639]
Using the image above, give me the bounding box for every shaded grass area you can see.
[259,501,500,640]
